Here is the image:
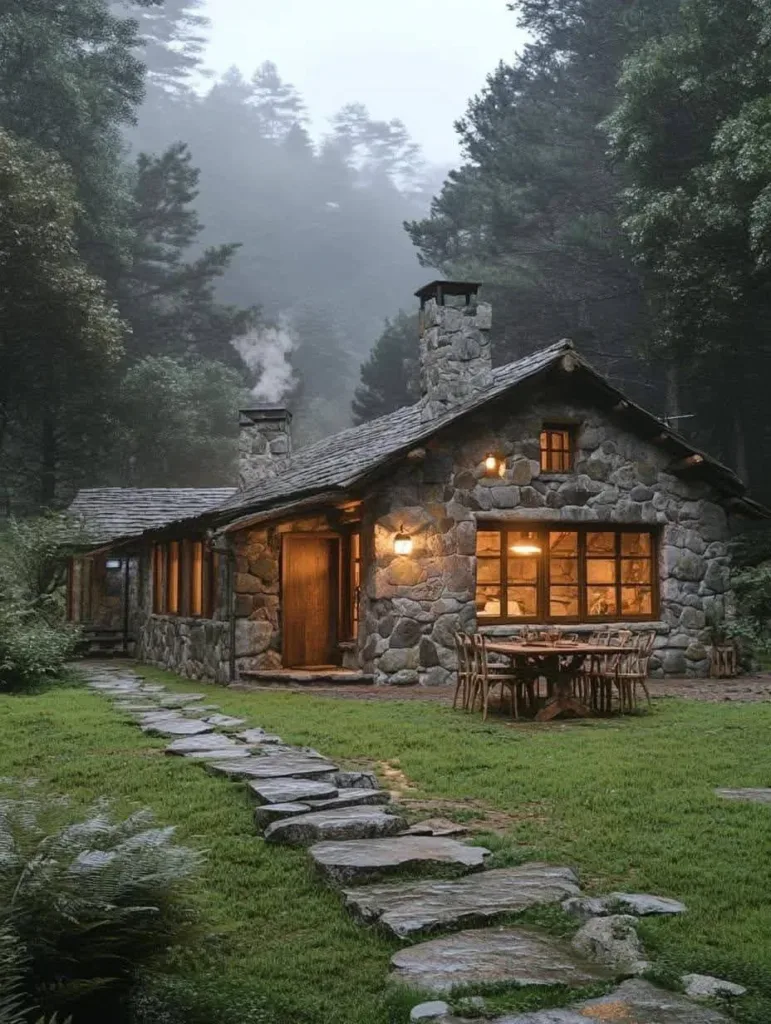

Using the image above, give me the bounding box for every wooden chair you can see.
[710,643,738,679]
[615,643,654,711]
[470,634,522,722]
[452,631,475,710]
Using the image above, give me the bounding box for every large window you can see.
[152,540,219,619]
[476,526,657,623]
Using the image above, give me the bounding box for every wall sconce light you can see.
[485,454,499,476]
[394,527,413,556]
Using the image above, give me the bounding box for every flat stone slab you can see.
[254,803,311,829]
[389,927,615,995]
[715,787,771,805]
[141,718,214,737]
[156,694,206,706]
[166,734,241,755]
[334,770,379,790]
[249,777,340,804]
[113,703,161,713]
[310,836,491,886]
[563,892,686,921]
[205,756,337,781]
[401,818,468,838]
[237,729,283,745]
[411,1003,450,1021]
[344,863,581,938]
[184,746,255,760]
[204,714,246,728]
[264,806,408,846]
[682,974,747,1000]
[304,790,390,812]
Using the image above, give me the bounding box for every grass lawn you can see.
[1,664,770,1024]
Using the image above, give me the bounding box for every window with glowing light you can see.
[475,526,657,622]
[540,427,574,473]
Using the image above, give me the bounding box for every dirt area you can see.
[234,675,771,704]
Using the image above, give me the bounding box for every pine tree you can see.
[352,312,420,423]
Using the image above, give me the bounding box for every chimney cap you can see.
[239,407,292,425]
[415,280,482,307]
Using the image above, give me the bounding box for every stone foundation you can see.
[138,614,230,684]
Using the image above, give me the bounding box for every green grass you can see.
[1,665,770,1023]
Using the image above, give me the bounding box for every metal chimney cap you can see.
[239,407,293,424]
[414,280,482,307]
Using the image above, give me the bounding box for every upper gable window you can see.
[540,426,574,473]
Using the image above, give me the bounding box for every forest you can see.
[2,0,771,510]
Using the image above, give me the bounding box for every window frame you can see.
[476,523,659,625]
[540,425,575,474]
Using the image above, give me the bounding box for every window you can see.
[540,426,574,473]
[153,545,165,614]
[190,541,204,617]
[166,541,180,614]
[476,526,657,622]
[153,539,217,619]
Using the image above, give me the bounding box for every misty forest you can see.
[3,0,771,512]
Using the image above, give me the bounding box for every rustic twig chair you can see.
[452,631,475,710]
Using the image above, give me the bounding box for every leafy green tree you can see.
[120,142,258,363]
[605,0,771,486]
[0,131,124,510]
[114,356,245,486]
[352,312,421,423]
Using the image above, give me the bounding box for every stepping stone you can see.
[410,1003,450,1022]
[343,863,581,938]
[401,818,468,838]
[141,718,214,737]
[309,836,491,886]
[166,733,241,755]
[304,790,390,812]
[181,705,221,715]
[264,806,408,846]
[563,892,686,921]
[334,770,379,790]
[237,728,282,745]
[571,915,648,974]
[254,803,312,829]
[204,714,246,728]
[205,756,337,781]
[249,777,340,804]
[156,694,206,707]
[715,787,771,805]
[682,974,747,1000]
[113,703,161,713]
[389,926,615,994]
[184,746,255,760]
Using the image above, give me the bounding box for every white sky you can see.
[201,0,529,164]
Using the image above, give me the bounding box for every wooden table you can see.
[485,642,613,721]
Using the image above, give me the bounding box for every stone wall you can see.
[360,389,735,684]
[138,614,230,683]
[419,297,493,423]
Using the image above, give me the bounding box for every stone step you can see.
[389,926,615,996]
[185,746,255,761]
[206,755,337,781]
[141,718,214,737]
[166,734,244,756]
[343,863,581,938]
[249,777,340,804]
[264,806,408,847]
[563,892,686,922]
[236,728,283,745]
[203,714,247,728]
[334,771,379,790]
[304,790,390,812]
[309,836,491,887]
[254,803,313,830]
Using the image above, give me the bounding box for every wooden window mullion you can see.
[501,528,507,622]
[615,533,622,621]
[578,532,587,620]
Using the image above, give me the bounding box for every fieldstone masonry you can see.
[238,407,293,489]
[419,297,493,422]
[361,388,735,685]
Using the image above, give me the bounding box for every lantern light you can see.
[485,454,499,475]
[394,527,413,556]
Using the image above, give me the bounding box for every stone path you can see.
[80,665,746,1022]
[715,787,771,805]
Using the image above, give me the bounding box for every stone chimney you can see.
[238,407,292,490]
[416,280,492,423]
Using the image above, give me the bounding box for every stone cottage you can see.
[67,281,767,684]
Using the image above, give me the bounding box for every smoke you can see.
[231,315,298,403]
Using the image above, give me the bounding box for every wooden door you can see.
[282,535,339,668]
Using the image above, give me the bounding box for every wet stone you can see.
[156,694,206,707]
[264,806,408,846]
[113,703,161,713]
[237,729,283,745]
[682,974,747,1000]
[334,770,379,790]
[204,714,247,728]
[563,892,686,921]
[344,863,580,938]
[571,915,648,974]
[184,746,255,760]
[310,836,491,887]
[166,734,242,755]
[254,803,311,830]
[304,789,391,812]
[715,787,771,805]
[141,718,214,737]
[389,927,615,995]
[206,756,337,781]
[248,777,340,805]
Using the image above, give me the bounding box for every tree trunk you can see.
[40,406,57,508]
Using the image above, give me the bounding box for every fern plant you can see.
[0,788,201,1022]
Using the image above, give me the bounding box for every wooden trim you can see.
[477,523,660,625]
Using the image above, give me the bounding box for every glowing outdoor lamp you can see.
[510,532,542,557]
[394,527,413,556]
[485,454,499,475]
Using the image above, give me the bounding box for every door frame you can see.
[280,532,342,668]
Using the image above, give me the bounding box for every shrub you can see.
[0,516,84,690]
[0,786,202,1023]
